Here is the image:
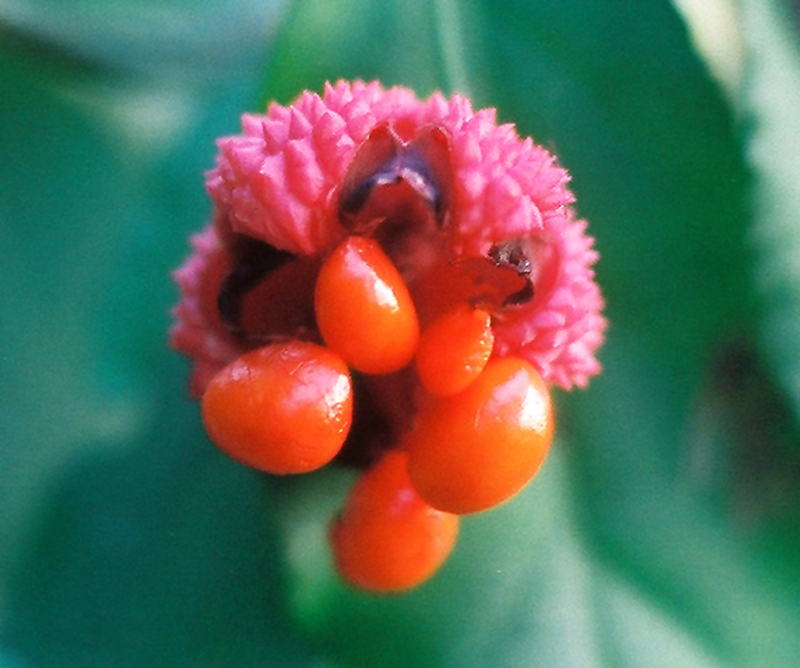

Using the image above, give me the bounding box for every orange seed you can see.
[406,357,553,514]
[330,450,459,592]
[416,304,494,396]
[315,236,419,375]
[201,341,352,474]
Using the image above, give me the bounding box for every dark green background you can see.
[2,0,800,666]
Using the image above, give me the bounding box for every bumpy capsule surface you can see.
[315,236,419,375]
[330,450,459,592]
[406,357,553,515]
[202,341,352,474]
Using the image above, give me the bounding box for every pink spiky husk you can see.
[171,80,605,395]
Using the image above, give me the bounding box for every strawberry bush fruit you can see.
[171,80,605,591]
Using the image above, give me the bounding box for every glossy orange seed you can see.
[315,236,419,375]
[406,357,553,515]
[416,304,494,396]
[201,341,352,474]
[330,450,459,592]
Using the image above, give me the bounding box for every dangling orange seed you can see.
[315,236,419,375]
[406,357,553,515]
[415,304,494,396]
[330,450,459,592]
[201,341,352,474]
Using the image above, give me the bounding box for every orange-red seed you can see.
[416,304,494,396]
[406,357,553,515]
[315,236,419,375]
[330,450,459,592]
[201,341,352,474]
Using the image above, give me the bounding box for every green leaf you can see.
[261,0,482,103]
[0,0,286,81]
[743,0,800,434]
[271,446,730,668]
[264,0,753,377]
[0,52,146,576]
[256,0,799,666]
[0,14,309,664]
[3,374,326,668]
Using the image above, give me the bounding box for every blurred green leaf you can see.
[262,0,479,103]
[0,0,287,82]
[1,5,297,663]
[265,0,753,379]
[3,370,326,668]
[272,446,731,668]
[259,0,799,666]
[743,0,800,435]
[0,50,146,574]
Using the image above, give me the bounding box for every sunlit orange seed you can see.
[315,236,419,374]
[416,304,494,396]
[201,341,352,474]
[406,357,553,515]
[330,450,459,592]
